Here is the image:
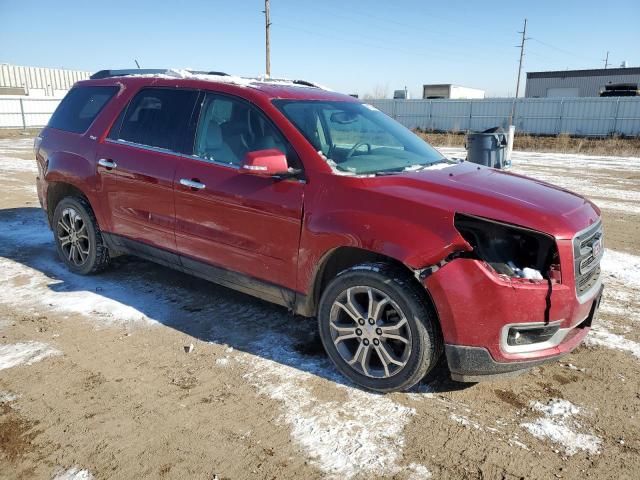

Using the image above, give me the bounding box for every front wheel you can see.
[318,263,442,392]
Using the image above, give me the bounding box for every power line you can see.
[278,24,454,62]
[291,3,516,58]
[529,37,600,64]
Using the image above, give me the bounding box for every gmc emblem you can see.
[592,237,603,259]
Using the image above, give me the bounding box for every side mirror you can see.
[240,149,290,177]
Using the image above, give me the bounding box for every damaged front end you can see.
[418,213,599,381]
[453,213,560,283]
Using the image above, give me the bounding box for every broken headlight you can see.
[454,213,560,281]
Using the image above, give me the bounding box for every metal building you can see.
[0,64,91,97]
[525,67,640,98]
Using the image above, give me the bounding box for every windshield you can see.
[274,100,447,175]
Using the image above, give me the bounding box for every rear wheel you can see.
[53,196,110,275]
[318,263,442,392]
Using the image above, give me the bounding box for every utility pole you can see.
[603,51,610,69]
[508,18,529,166]
[264,0,271,78]
[514,18,529,99]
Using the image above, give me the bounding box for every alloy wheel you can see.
[56,207,90,267]
[329,286,412,378]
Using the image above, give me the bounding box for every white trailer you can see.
[422,84,485,99]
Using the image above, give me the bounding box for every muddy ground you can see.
[0,133,639,480]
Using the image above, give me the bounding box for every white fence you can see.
[369,97,640,136]
[2,96,640,136]
[0,98,61,128]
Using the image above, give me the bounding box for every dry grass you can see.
[0,128,41,140]
[2,127,638,157]
[417,131,640,157]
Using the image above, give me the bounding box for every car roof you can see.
[76,70,358,103]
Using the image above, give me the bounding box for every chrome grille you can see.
[573,221,603,297]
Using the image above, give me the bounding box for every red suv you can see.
[35,69,604,392]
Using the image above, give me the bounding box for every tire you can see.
[52,196,110,275]
[318,262,443,393]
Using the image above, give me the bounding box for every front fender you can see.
[297,207,467,294]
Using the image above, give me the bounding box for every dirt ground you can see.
[0,133,639,480]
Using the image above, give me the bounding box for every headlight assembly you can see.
[453,213,560,281]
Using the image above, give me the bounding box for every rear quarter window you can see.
[48,86,118,134]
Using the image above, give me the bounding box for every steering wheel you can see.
[346,142,372,159]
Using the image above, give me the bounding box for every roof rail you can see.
[190,70,230,77]
[89,69,230,80]
[252,77,323,89]
[292,79,320,88]
[90,69,167,79]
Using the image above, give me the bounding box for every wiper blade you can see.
[371,159,454,176]
[410,160,455,172]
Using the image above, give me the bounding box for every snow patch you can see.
[0,256,157,326]
[0,391,19,403]
[406,463,432,479]
[450,413,483,430]
[239,332,428,479]
[601,249,640,288]
[0,155,38,173]
[531,399,578,418]
[52,467,94,480]
[0,341,60,371]
[585,325,640,358]
[521,399,601,455]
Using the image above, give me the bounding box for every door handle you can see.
[98,158,117,169]
[180,178,206,190]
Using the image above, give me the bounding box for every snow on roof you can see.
[98,68,330,91]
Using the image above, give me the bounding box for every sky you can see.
[1,0,638,98]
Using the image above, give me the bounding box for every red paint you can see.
[240,149,290,176]
[37,75,602,369]
[173,155,303,290]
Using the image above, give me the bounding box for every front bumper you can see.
[424,258,603,382]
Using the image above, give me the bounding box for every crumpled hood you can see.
[368,162,600,239]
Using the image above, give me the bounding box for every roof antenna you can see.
[134,59,141,69]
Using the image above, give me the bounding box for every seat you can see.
[254,124,287,154]
[200,120,238,165]
[221,118,251,160]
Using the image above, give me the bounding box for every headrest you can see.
[205,121,223,149]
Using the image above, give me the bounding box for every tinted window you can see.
[194,93,300,168]
[48,86,118,133]
[116,88,198,153]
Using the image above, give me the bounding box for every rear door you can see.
[39,85,119,226]
[95,87,198,258]
[173,92,305,292]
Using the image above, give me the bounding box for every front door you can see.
[173,93,305,292]
[96,87,198,256]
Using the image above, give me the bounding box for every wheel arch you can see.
[46,181,92,226]
[298,246,440,323]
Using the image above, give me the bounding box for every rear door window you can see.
[114,88,199,154]
[48,86,118,133]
